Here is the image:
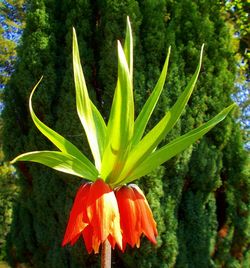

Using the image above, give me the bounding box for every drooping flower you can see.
[62,179,122,253]
[62,180,157,253]
[11,16,235,256]
[115,184,157,250]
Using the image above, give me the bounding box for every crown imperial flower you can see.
[62,179,122,253]
[62,179,157,253]
[115,184,157,249]
[11,17,235,259]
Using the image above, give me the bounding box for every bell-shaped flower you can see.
[62,179,122,253]
[115,184,157,250]
[62,179,157,253]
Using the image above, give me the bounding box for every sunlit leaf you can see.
[101,41,134,183]
[11,151,98,180]
[120,103,236,184]
[132,46,171,147]
[73,28,106,170]
[124,16,133,78]
[119,45,204,182]
[28,77,97,175]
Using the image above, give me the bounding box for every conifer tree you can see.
[0,0,25,262]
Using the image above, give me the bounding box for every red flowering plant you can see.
[11,17,235,267]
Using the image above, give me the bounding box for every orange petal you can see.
[86,179,123,251]
[131,184,158,244]
[92,232,102,254]
[70,233,81,246]
[82,225,94,254]
[115,186,141,249]
[62,183,91,246]
[108,234,117,250]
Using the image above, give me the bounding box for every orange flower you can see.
[62,179,122,253]
[115,184,158,250]
[62,179,157,253]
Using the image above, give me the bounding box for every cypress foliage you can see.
[0,161,18,261]
[2,0,248,267]
[161,1,249,267]
[3,0,65,266]
[213,127,249,267]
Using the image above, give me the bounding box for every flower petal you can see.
[86,179,123,251]
[131,184,158,244]
[115,186,141,249]
[82,225,94,253]
[62,183,90,246]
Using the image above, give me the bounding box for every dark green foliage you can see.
[2,0,248,267]
[0,163,18,261]
[213,125,250,267]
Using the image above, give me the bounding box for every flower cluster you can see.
[62,179,157,253]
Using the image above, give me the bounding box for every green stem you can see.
[101,240,111,268]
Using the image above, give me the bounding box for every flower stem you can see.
[101,240,111,268]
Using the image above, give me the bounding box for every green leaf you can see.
[91,104,107,157]
[73,28,106,170]
[118,45,204,182]
[28,77,97,176]
[121,103,236,184]
[132,46,171,147]
[100,41,134,183]
[124,16,133,78]
[11,151,98,180]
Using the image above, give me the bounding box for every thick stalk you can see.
[101,240,111,268]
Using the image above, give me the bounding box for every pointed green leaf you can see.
[118,45,204,182]
[100,41,134,183]
[91,104,107,157]
[132,46,171,146]
[73,28,107,170]
[120,103,236,184]
[11,151,98,180]
[29,78,97,176]
[124,16,133,78]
